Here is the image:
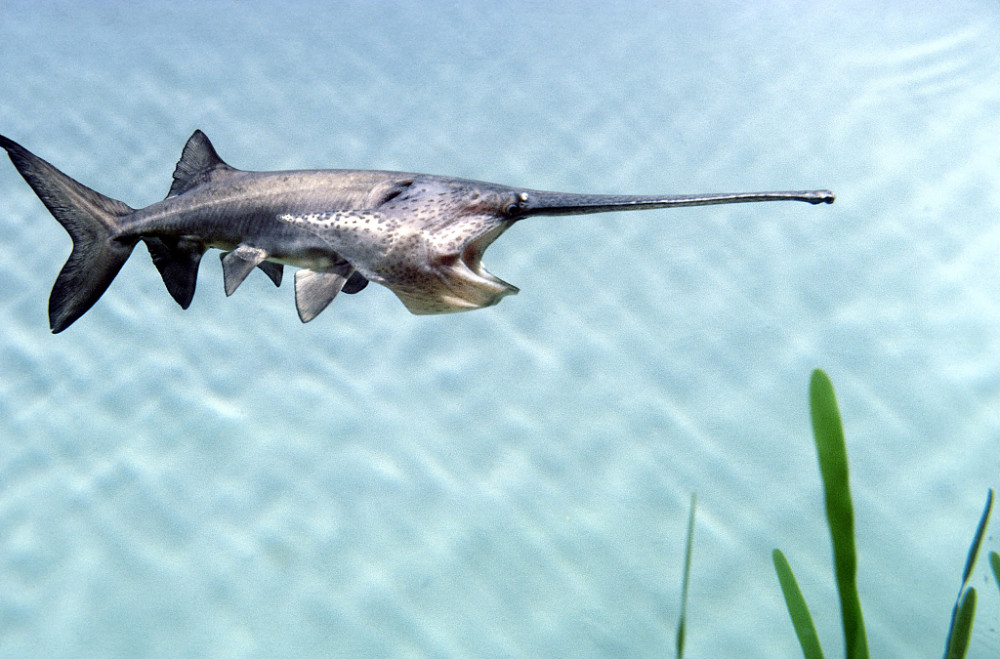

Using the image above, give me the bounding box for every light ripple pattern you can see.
[0,1,999,657]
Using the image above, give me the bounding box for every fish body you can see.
[0,131,833,332]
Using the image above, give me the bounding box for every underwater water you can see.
[1,0,999,656]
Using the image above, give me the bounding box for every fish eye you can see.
[505,192,530,216]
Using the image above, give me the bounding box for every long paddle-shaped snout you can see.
[511,189,835,217]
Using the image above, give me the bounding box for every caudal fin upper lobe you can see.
[0,135,136,332]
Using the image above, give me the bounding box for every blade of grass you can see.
[990,552,1000,595]
[960,490,993,586]
[943,489,993,658]
[944,588,977,659]
[676,493,696,659]
[809,369,868,659]
[773,549,825,659]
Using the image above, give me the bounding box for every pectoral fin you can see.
[258,261,284,287]
[342,271,369,294]
[294,268,350,322]
[220,244,268,296]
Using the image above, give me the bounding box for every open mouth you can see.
[387,220,519,315]
[442,224,520,307]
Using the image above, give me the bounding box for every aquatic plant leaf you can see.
[809,369,868,659]
[676,493,696,659]
[944,588,977,659]
[961,490,993,585]
[990,552,1000,595]
[943,489,993,657]
[772,549,825,659]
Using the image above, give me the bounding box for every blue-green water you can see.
[1,1,999,657]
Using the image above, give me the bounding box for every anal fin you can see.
[220,244,268,296]
[294,268,350,322]
[144,237,205,309]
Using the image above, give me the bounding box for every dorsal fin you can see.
[167,130,238,197]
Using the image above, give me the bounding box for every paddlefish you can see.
[0,131,834,332]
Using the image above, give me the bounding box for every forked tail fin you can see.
[0,135,136,332]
